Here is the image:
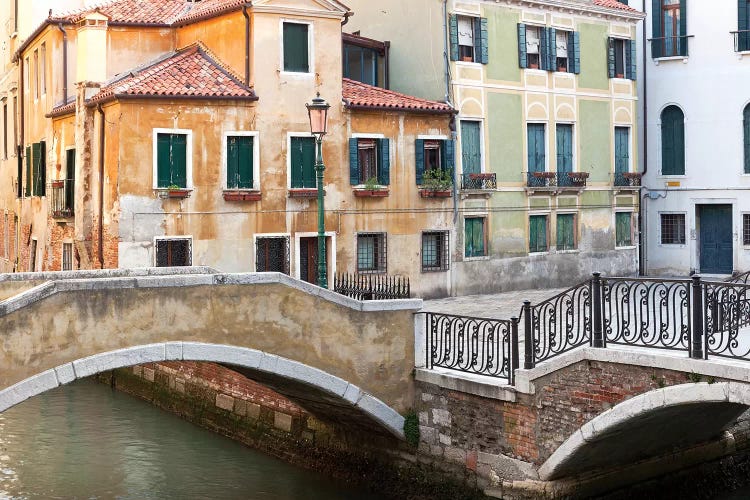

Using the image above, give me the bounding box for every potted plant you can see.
[354,177,389,197]
[420,168,453,197]
[51,179,64,189]
[567,171,590,187]
[165,184,190,198]
[622,172,642,186]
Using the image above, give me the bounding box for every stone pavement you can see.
[421,287,567,320]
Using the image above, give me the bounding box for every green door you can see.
[461,121,481,175]
[556,124,573,186]
[615,127,629,174]
[661,106,685,175]
[699,205,733,274]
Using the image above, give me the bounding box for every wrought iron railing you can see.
[649,35,693,58]
[705,280,750,359]
[731,30,750,52]
[425,312,517,382]
[461,173,497,190]
[526,171,589,189]
[333,273,410,300]
[726,271,750,285]
[48,179,75,218]
[613,172,642,187]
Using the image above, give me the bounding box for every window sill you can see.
[616,245,637,250]
[156,188,191,199]
[456,60,483,66]
[464,255,489,262]
[288,188,324,198]
[421,268,449,273]
[419,189,452,198]
[356,269,387,275]
[223,190,261,201]
[653,56,688,65]
[280,71,314,78]
[556,249,579,254]
[353,189,389,198]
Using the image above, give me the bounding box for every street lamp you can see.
[306,93,331,289]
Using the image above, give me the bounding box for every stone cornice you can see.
[486,0,646,22]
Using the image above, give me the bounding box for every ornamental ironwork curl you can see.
[704,281,750,360]
[602,278,690,352]
[425,313,513,380]
[530,281,592,364]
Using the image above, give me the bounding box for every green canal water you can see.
[0,379,383,499]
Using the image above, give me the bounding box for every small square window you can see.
[155,238,192,267]
[465,217,486,257]
[256,236,290,274]
[422,231,449,272]
[283,22,309,73]
[556,214,576,251]
[529,215,548,253]
[357,232,387,273]
[616,212,633,247]
[660,214,686,245]
[743,214,750,246]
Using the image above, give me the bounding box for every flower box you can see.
[223,190,261,201]
[469,173,494,180]
[419,189,452,198]
[288,188,323,198]
[567,172,589,187]
[354,189,389,198]
[50,180,64,189]
[622,172,642,179]
[532,172,556,179]
[156,188,191,199]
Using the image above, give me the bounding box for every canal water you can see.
[0,379,383,499]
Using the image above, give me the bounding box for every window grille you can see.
[62,242,73,271]
[744,214,750,246]
[256,236,290,274]
[660,214,686,245]
[357,232,387,273]
[155,238,192,267]
[422,231,449,272]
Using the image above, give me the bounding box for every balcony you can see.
[48,179,74,218]
[613,172,642,189]
[732,31,750,52]
[649,35,692,59]
[461,173,497,191]
[526,171,588,192]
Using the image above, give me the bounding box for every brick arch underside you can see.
[539,382,750,480]
[0,342,405,440]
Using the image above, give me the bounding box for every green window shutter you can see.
[540,27,549,71]
[527,124,545,173]
[615,127,630,174]
[475,17,489,64]
[607,38,616,79]
[616,212,632,247]
[744,106,750,174]
[415,139,425,185]
[547,28,556,72]
[291,137,315,188]
[556,125,573,174]
[283,23,309,72]
[38,140,46,196]
[679,0,687,56]
[518,23,528,68]
[237,136,253,188]
[377,138,390,185]
[31,142,41,196]
[661,106,685,175]
[739,0,749,51]
[465,218,485,257]
[227,137,239,189]
[349,138,360,185]
[156,134,171,188]
[449,15,459,61]
[24,145,31,197]
[529,215,547,253]
[170,134,187,188]
[568,31,581,74]
[625,39,637,80]
[443,139,456,173]
[651,0,662,58]
[461,121,481,175]
[557,214,574,251]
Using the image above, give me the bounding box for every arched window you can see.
[661,105,684,175]
[744,104,750,174]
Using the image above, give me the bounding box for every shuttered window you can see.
[415,139,455,185]
[32,141,45,196]
[24,145,30,197]
[464,217,486,257]
[290,136,316,188]
[460,121,481,175]
[518,25,579,73]
[556,125,573,177]
[156,133,187,188]
[652,0,687,58]
[527,124,546,173]
[661,106,685,175]
[616,212,633,247]
[744,104,750,174]
[740,0,750,51]
[226,136,254,189]
[615,127,630,174]
[529,215,548,253]
[556,214,576,251]
[349,138,390,186]
[449,15,488,64]
[283,22,309,73]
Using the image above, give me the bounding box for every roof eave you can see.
[86,93,260,107]
[345,104,455,115]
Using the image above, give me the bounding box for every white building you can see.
[632,0,750,276]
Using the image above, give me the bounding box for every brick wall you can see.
[44,219,75,271]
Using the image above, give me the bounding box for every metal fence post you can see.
[510,317,519,385]
[592,272,604,348]
[691,276,704,359]
[523,300,534,369]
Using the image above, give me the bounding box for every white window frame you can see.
[152,128,194,190]
[294,231,337,280]
[742,213,750,247]
[61,240,74,271]
[614,125,633,174]
[459,118,486,176]
[153,235,193,267]
[658,211,687,247]
[253,232,291,273]
[526,121,548,173]
[351,133,387,188]
[555,122,577,173]
[615,209,636,249]
[463,212,490,261]
[280,19,314,77]
[286,132,316,190]
[555,30,570,72]
[528,210,551,255]
[612,37,628,79]
[221,131,260,191]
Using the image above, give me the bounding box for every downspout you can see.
[97,104,105,269]
[639,2,649,276]
[16,56,24,272]
[242,4,250,86]
[384,41,390,89]
[57,23,68,104]
[341,12,350,27]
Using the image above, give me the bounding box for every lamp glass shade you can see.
[306,94,330,136]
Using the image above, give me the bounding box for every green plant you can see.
[687,372,703,383]
[403,410,420,448]
[363,177,381,191]
[422,168,453,191]
[167,183,182,190]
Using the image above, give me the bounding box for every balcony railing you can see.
[649,35,693,58]
[613,172,642,188]
[461,172,497,190]
[48,179,74,218]
[732,30,750,52]
[526,171,589,189]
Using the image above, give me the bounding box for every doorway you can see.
[698,205,733,274]
[299,236,330,286]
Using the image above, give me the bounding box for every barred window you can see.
[660,213,686,245]
[422,231,449,272]
[155,238,192,267]
[744,214,750,246]
[62,242,73,271]
[357,232,387,273]
[256,236,290,274]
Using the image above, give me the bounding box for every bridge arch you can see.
[0,342,406,439]
[539,382,750,480]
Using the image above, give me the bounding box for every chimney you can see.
[75,12,109,83]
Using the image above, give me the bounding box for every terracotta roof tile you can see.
[58,0,188,25]
[174,0,247,24]
[47,101,76,118]
[592,0,639,13]
[90,42,257,104]
[342,78,453,114]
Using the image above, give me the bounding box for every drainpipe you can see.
[384,41,390,89]
[16,55,24,272]
[341,12,350,27]
[97,104,105,269]
[57,23,68,104]
[639,1,649,276]
[242,4,251,86]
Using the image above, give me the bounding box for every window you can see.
[616,212,633,247]
[614,39,625,78]
[527,124,546,173]
[31,141,45,196]
[449,15,488,64]
[40,43,46,95]
[343,44,379,86]
[415,139,455,185]
[529,215,548,253]
[744,104,750,174]
[615,127,630,174]
[660,213,686,245]
[24,145,30,197]
[3,213,7,259]
[349,138,390,186]
[653,0,686,58]
[357,232,387,273]
[422,231,449,272]
[290,136,315,188]
[226,135,254,189]
[460,121,482,175]
[155,238,192,267]
[29,239,37,272]
[556,214,576,251]
[256,236,290,274]
[661,106,685,175]
[464,217,486,257]
[283,22,309,73]
[744,214,750,246]
[155,131,189,189]
[525,25,541,69]
[608,38,636,80]
[556,124,573,180]
[2,101,6,160]
[33,50,38,99]
[555,31,569,72]
[24,58,28,92]
[518,25,579,73]
[739,0,750,52]
[62,242,73,271]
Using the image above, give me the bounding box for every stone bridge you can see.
[0,267,421,440]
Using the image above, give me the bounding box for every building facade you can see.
[633,0,750,276]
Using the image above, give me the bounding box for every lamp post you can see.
[306,93,331,289]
